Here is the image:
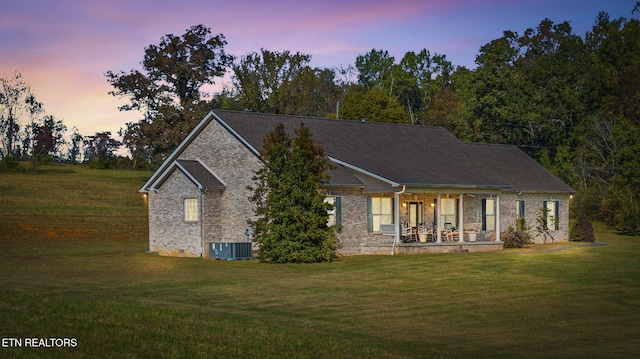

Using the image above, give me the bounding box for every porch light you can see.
[402,202,407,209]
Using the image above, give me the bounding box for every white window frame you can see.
[441,198,458,229]
[516,200,525,219]
[545,200,559,230]
[484,198,495,231]
[184,198,199,222]
[370,197,393,232]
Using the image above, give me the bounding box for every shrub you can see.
[516,216,529,231]
[570,212,596,242]
[502,225,532,248]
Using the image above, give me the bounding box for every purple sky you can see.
[1,0,635,146]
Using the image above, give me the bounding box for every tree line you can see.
[0,72,126,170]
[2,5,639,231]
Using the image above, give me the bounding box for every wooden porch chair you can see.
[402,223,417,242]
[443,228,459,242]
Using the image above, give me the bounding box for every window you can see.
[184,198,199,222]
[441,198,457,229]
[482,198,495,231]
[325,196,341,226]
[516,200,526,229]
[544,201,559,230]
[516,200,525,219]
[368,197,393,232]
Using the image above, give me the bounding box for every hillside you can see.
[0,164,151,242]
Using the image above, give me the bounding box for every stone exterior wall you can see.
[148,118,262,258]
[327,188,394,255]
[202,189,222,252]
[180,119,262,257]
[180,120,261,258]
[498,192,570,244]
[148,170,203,257]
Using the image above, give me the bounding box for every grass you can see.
[1,164,639,358]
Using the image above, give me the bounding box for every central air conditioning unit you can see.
[209,242,253,260]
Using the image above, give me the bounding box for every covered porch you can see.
[376,187,504,255]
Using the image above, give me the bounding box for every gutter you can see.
[391,185,406,255]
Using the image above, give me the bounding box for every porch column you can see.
[458,193,465,243]
[436,193,442,243]
[495,193,502,242]
[393,192,400,255]
[391,186,406,255]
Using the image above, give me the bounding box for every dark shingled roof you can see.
[176,159,225,189]
[214,110,574,193]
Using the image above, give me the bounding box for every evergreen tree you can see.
[570,213,596,242]
[248,123,337,263]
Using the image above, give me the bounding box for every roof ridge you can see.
[212,109,446,130]
[463,142,519,148]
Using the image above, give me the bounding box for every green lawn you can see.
[1,164,639,358]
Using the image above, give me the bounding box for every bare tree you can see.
[0,72,36,158]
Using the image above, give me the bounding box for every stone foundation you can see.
[352,241,504,255]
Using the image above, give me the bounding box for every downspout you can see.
[200,188,208,258]
[391,185,406,255]
[495,193,501,243]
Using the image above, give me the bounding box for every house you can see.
[140,110,575,257]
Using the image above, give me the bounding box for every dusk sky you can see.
[1,0,636,148]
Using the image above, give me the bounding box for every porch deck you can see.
[357,240,504,255]
[369,222,501,254]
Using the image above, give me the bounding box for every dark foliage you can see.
[106,24,233,162]
[248,123,337,263]
[83,132,122,169]
[502,228,533,248]
[98,8,640,231]
[570,213,596,242]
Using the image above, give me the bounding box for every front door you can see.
[408,202,423,227]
